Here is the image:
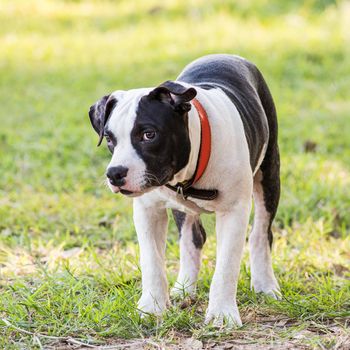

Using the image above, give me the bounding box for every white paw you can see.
[205,303,242,328]
[137,293,169,317]
[251,278,281,300]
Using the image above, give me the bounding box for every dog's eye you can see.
[142,131,156,141]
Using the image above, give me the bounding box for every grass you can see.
[0,0,349,348]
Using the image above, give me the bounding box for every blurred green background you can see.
[0,0,349,347]
[1,0,349,246]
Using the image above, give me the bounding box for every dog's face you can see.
[89,81,197,196]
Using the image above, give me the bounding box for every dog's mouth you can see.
[120,189,133,196]
[107,179,145,197]
[119,189,145,198]
[107,171,173,197]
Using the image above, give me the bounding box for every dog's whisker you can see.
[144,171,162,185]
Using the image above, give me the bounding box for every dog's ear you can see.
[148,81,197,112]
[88,95,117,146]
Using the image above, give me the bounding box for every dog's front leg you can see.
[206,198,252,327]
[133,198,169,316]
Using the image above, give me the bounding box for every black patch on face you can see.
[192,220,206,249]
[131,82,196,187]
[172,209,186,238]
[88,95,118,146]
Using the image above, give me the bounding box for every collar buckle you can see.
[176,184,187,200]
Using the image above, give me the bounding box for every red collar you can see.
[191,98,212,184]
[165,98,218,200]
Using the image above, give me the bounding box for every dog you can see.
[88,54,281,327]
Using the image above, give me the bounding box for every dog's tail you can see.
[254,67,280,247]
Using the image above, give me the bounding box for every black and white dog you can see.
[89,54,280,327]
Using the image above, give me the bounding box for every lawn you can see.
[0,0,349,348]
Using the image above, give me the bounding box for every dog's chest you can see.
[154,187,219,214]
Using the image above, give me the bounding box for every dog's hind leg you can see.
[249,68,281,298]
[171,210,206,296]
[249,157,281,298]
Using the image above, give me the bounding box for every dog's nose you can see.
[106,166,128,187]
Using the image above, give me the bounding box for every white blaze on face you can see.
[106,89,152,194]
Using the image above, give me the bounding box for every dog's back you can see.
[177,54,277,174]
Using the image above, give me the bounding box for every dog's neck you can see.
[168,101,201,186]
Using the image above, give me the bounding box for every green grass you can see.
[0,0,349,348]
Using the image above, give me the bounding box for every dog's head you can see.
[89,81,197,197]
